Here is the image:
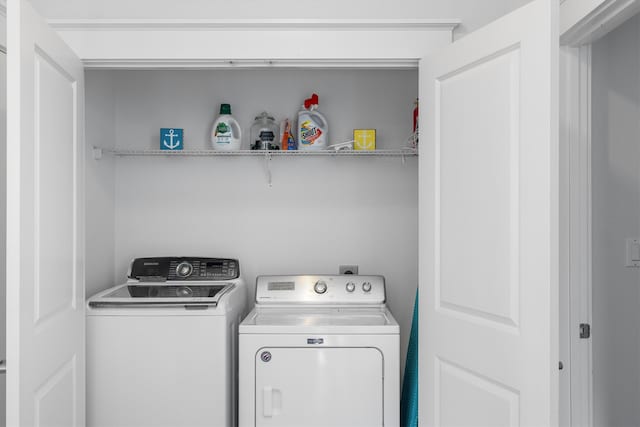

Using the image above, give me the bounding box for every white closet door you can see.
[418,0,559,425]
[6,0,85,425]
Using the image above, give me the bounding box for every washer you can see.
[87,257,246,427]
[239,275,399,427]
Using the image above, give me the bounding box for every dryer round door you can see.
[254,347,383,427]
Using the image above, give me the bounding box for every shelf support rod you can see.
[264,151,273,187]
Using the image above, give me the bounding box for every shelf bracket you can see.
[92,146,104,160]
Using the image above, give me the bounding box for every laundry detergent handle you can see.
[297,93,328,151]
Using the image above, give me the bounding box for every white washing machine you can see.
[87,257,246,427]
[239,275,399,427]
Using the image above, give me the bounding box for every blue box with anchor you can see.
[160,128,184,150]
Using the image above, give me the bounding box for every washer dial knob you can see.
[314,281,328,294]
[176,261,193,278]
[346,282,356,292]
[176,286,193,297]
[362,281,372,293]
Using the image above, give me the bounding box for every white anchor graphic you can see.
[163,129,181,150]
[358,131,374,150]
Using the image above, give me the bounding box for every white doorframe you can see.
[561,44,593,427]
[561,0,640,45]
[560,1,640,426]
[0,3,6,426]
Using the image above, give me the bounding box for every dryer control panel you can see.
[255,275,386,305]
[129,257,239,281]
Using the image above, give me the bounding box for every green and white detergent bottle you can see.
[297,93,328,151]
[211,103,242,151]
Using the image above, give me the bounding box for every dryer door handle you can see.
[263,386,273,417]
[262,386,282,417]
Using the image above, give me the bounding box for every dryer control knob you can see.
[314,281,328,294]
[362,281,372,293]
[346,282,356,292]
[176,261,193,278]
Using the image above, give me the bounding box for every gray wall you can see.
[592,14,640,427]
[85,68,419,372]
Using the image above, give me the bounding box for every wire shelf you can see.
[101,148,418,157]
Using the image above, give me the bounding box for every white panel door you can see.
[1,38,7,427]
[6,0,85,426]
[419,0,558,426]
[255,347,383,427]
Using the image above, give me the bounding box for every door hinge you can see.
[580,323,591,339]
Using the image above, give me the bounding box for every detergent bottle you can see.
[297,93,328,151]
[211,103,242,151]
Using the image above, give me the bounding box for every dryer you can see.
[239,275,399,427]
[87,257,246,427]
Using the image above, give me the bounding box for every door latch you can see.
[580,323,591,339]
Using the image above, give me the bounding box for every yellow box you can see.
[354,129,376,151]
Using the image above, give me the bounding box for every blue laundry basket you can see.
[400,289,418,427]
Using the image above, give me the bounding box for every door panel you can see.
[34,51,77,325]
[438,359,518,427]
[419,0,559,425]
[6,0,85,425]
[255,347,383,427]
[438,47,520,327]
[34,359,76,427]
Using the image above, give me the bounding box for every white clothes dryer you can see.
[239,275,399,427]
[87,257,246,427]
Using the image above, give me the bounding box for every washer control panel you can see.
[129,257,239,281]
[255,275,386,304]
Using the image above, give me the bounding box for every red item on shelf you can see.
[304,93,319,109]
